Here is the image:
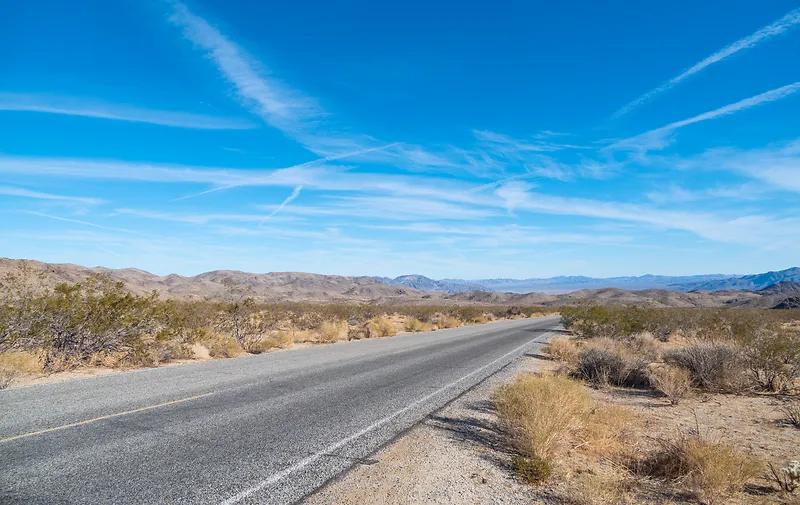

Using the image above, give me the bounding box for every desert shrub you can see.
[204,335,243,358]
[511,454,552,484]
[435,315,462,329]
[404,318,426,332]
[576,344,651,388]
[470,314,491,324]
[782,400,800,428]
[636,437,762,503]
[664,343,745,392]
[366,317,396,338]
[544,337,580,365]
[742,327,800,393]
[494,374,591,465]
[273,330,294,348]
[318,321,345,343]
[246,338,280,354]
[649,364,693,404]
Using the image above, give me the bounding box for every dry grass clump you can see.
[318,321,346,343]
[495,374,639,485]
[579,403,640,459]
[649,364,693,405]
[544,337,581,365]
[634,437,762,504]
[366,317,397,338]
[495,374,592,461]
[435,315,462,329]
[203,335,244,358]
[403,317,435,332]
[0,350,42,388]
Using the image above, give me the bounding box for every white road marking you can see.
[220,330,553,505]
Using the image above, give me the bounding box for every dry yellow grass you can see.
[544,337,581,365]
[436,316,462,329]
[648,364,693,405]
[367,316,397,338]
[203,334,243,358]
[318,321,346,342]
[580,403,640,459]
[494,374,592,462]
[638,437,763,504]
[404,317,426,332]
[0,350,43,388]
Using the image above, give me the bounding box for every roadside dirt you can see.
[304,352,558,505]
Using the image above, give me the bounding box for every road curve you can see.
[0,316,559,505]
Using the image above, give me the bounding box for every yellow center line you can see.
[0,392,215,444]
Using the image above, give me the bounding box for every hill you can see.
[0,259,426,303]
[2,258,798,309]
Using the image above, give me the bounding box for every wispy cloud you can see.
[611,81,800,152]
[171,142,399,201]
[0,92,255,130]
[673,138,800,193]
[613,7,800,117]
[0,185,104,205]
[167,1,325,144]
[25,211,135,233]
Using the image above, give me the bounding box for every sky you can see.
[1,0,799,279]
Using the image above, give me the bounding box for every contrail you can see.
[260,185,302,225]
[613,7,800,117]
[170,142,400,202]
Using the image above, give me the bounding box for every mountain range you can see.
[382,268,800,294]
[2,258,799,309]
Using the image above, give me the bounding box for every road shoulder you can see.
[304,352,557,505]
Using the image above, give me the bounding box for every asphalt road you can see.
[0,316,559,505]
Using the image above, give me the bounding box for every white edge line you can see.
[219,328,554,505]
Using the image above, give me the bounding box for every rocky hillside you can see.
[2,258,798,309]
[0,259,425,303]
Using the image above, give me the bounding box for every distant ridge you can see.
[2,258,799,309]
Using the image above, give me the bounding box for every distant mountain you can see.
[445,274,733,294]
[374,275,485,294]
[757,281,800,295]
[678,268,800,292]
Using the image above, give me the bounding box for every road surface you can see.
[1,316,559,504]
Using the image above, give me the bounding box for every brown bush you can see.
[366,317,397,338]
[635,437,762,503]
[318,321,345,342]
[494,374,591,464]
[204,335,243,358]
[649,364,693,405]
[663,343,745,392]
[543,337,580,365]
[404,318,426,332]
[575,343,651,388]
[435,315,462,329]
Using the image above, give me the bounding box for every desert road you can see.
[0,316,559,505]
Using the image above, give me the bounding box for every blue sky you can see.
[1,0,799,279]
